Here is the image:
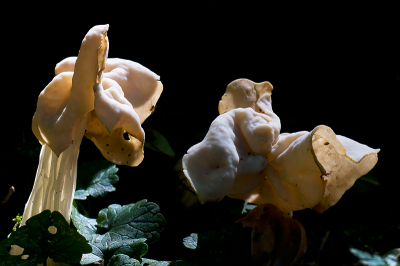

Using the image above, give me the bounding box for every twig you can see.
[319,231,330,252]
[315,231,330,265]
[1,186,15,208]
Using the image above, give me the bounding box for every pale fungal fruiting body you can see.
[12,25,162,264]
[182,79,281,204]
[182,108,279,204]
[182,78,379,266]
[182,79,379,213]
[234,125,380,213]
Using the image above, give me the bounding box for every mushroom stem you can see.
[10,115,88,263]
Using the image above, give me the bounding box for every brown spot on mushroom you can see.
[149,104,156,114]
[106,144,109,146]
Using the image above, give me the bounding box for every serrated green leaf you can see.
[0,210,92,265]
[108,254,140,266]
[71,204,98,241]
[96,200,166,244]
[350,248,399,266]
[80,232,148,265]
[183,233,198,250]
[75,161,119,200]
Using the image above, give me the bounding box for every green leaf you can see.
[144,129,175,157]
[108,254,140,266]
[96,200,166,244]
[0,210,92,265]
[141,258,196,266]
[80,233,148,265]
[182,223,252,266]
[183,233,198,250]
[107,256,195,266]
[75,160,119,200]
[71,204,98,241]
[359,173,381,186]
[350,248,399,266]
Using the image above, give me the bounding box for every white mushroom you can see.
[182,79,379,213]
[182,79,280,203]
[12,25,162,263]
[232,125,380,213]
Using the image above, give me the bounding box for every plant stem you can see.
[0,186,15,208]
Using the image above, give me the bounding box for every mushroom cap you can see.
[219,78,281,145]
[184,78,379,213]
[56,57,162,124]
[218,78,273,114]
[183,79,280,204]
[33,24,162,166]
[232,125,380,213]
[182,107,280,204]
[84,78,145,166]
[32,24,109,156]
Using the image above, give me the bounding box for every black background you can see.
[1,2,398,264]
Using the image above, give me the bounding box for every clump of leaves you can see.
[71,200,167,265]
[0,210,91,265]
[350,248,400,266]
[71,160,194,265]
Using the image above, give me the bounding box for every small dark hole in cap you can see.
[123,132,130,141]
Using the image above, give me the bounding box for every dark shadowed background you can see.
[1,2,398,265]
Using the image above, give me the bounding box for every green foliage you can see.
[75,161,119,200]
[80,232,148,265]
[72,200,167,265]
[0,210,91,265]
[97,200,166,244]
[71,204,97,241]
[144,129,175,157]
[350,248,400,266]
[141,258,196,266]
[107,255,194,266]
